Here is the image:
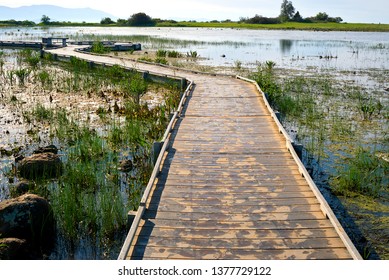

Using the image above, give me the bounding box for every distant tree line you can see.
[101,13,157,26]
[0,19,35,26]
[0,1,344,28]
[240,0,342,24]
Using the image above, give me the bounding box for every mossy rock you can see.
[0,194,54,248]
[18,152,62,179]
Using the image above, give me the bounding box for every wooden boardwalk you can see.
[124,77,359,260]
[48,46,362,260]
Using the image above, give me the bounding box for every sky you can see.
[1,0,388,24]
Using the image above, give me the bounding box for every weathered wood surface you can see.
[48,46,358,260]
[126,77,353,260]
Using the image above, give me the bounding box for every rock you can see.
[0,194,54,246]
[0,238,30,260]
[18,152,62,179]
[33,145,59,155]
[119,159,133,172]
[0,147,13,157]
[11,180,31,196]
[14,154,25,163]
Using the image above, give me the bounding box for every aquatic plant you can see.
[121,73,148,104]
[35,69,53,90]
[32,103,54,121]
[186,50,199,58]
[358,98,376,120]
[90,41,110,54]
[138,56,153,63]
[25,53,41,69]
[154,57,168,65]
[332,148,389,197]
[6,70,15,86]
[234,60,242,71]
[265,60,276,71]
[14,68,30,86]
[156,49,167,57]
[167,50,181,58]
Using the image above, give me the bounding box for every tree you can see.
[127,13,156,26]
[100,17,114,25]
[279,0,295,22]
[41,15,51,25]
[116,18,127,25]
[315,12,329,21]
[292,11,303,22]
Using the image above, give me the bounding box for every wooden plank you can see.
[146,203,322,213]
[146,197,320,207]
[159,173,306,183]
[147,197,317,207]
[143,211,326,221]
[156,178,309,187]
[134,224,342,239]
[161,166,302,175]
[151,189,316,199]
[129,246,352,260]
[137,218,334,230]
[134,236,348,250]
[152,184,313,194]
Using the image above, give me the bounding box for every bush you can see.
[90,42,110,54]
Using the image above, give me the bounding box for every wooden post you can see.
[142,71,149,80]
[127,211,137,227]
[292,143,304,159]
[180,78,187,91]
[152,141,163,166]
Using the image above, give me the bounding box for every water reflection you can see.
[280,39,294,54]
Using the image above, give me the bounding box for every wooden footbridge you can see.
[47,46,362,260]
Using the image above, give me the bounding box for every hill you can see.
[0,5,116,23]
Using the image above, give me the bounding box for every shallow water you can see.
[1,27,389,70]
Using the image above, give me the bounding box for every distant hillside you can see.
[0,5,116,23]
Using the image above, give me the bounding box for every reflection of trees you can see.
[280,39,293,54]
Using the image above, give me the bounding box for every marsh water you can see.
[1,27,389,70]
[1,27,388,259]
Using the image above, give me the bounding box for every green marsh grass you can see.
[0,49,190,257]
[156,21,389,32]
[45,57,178,248]
[156,49,167,57]
[90,41,110,54]
[251,63,388,198]
[332,148,389,197]
[32,103,54,122]
[14,68,30,86]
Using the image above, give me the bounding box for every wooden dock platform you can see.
[46,46,362,260]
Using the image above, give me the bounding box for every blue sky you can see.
[1,0,388,23]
